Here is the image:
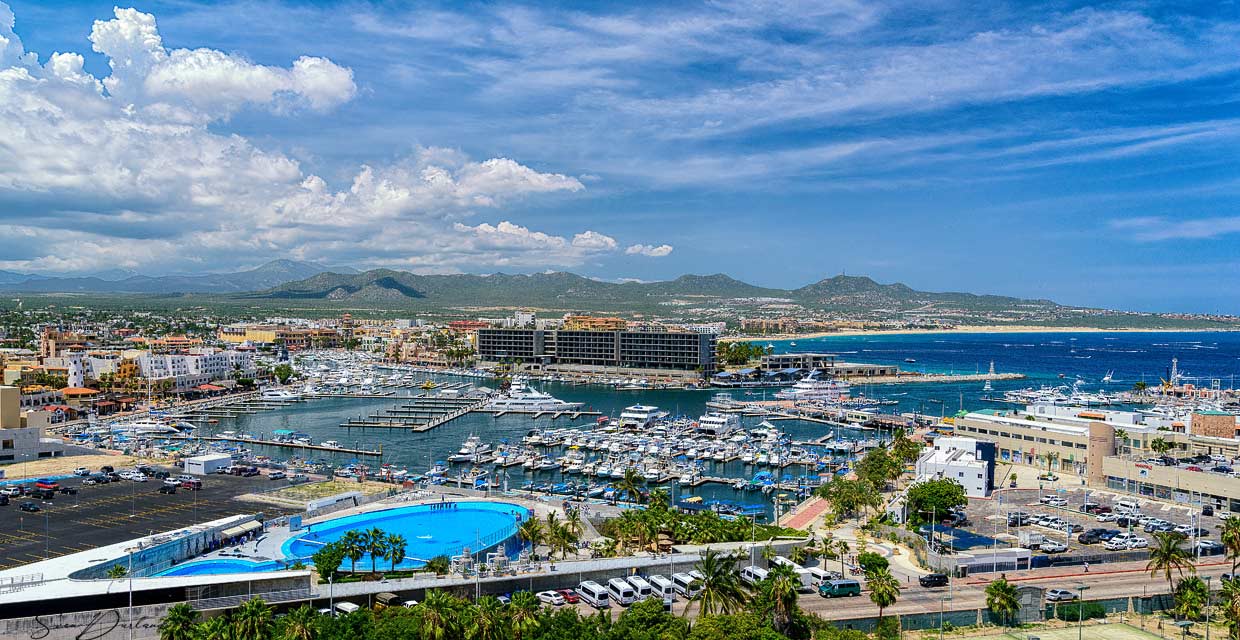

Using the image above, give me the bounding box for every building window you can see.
[1,439,12,450]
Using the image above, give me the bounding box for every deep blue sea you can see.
[194,331,1240,515]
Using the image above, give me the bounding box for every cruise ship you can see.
[486,377,584,411]
[774,372,850,402]
[617,404,667,429]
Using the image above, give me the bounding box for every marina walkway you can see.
[780,496,830,529]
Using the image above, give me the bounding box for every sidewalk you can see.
[782,496,829,529]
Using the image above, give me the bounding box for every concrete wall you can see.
[69,516,260,579]
[0,602,171,640]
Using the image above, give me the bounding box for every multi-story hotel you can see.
[477,328,716,377]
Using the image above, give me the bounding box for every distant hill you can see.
[249,268,1058,313]
[0,260,357,294]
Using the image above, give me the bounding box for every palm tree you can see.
[278,605,318,640]
[565,509,585,538]
[866,567,901,619]
[424,555,451,576]
[385,533,407,571]
[760,543,777,564]
[158,603,199,640]
[467,596,508,640]
[366,526,387,573]
[517,519,544,556]
[1148,531,1194,595]
[788,545,809,565]
[106,564,128,579]
[340,530,364,574]
[764,564,801,634]
[508,590,542,640]
[686,548,747,616]
[1221,516,1240,573]
[617,468,645,504]
[985,578,1020,627]
[1219,578,1240,639]
[197,616,233,640]
[232,598,275,640]
[1175,576,1208,621]
[823,537,850,576]
[1114,428,1129,457]
[1151,438,1171,456]
[416,590,461,640]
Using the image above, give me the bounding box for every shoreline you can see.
[725,325,1239,342]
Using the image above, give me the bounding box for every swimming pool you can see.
[154,501,529,577]
[155,558,286,576]
[283,501,530,569]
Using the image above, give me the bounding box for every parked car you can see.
[180,479,203,490]
[1040,540,1069,554]
[73,467,90,476]
[0,495,8,506]
[1128,537,1150,549]
[100,465,114,473]
[1046,589,1078,602]
[268,471,287,480]
[58,486,77,495]
[0,487,21,497]
[1097,529,1121,541]
[1078,530,1107,545]
[18,501,39,512]
[1040,496,1068,507]
[1212,466,1234,474]
[1186,466,1204,472]
[556,589,580,604]
[1096,512,1119,522]
[159,485,177,494]
[536,591,566,606]
[919,573,949,588]
[1197,540,1225,555]
[163,478,181,487]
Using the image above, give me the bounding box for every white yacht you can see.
[695,412,740,436]
[775,371,850,402]
[487,377,584,411]
[260,387,301,401]
[617,405,667,430]
[449,435,492,462]
[104,418,192,437]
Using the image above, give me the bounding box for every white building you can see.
[915,436,994,497]
[136,348,255,393]
[183,453,232,475]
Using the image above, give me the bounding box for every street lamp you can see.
[939,595,952,640]
[1205,576,1213,640]
[1076,584,1090,640]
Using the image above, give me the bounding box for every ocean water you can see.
[189,331,1240,515]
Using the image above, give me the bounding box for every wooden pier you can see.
[166,435,382,457]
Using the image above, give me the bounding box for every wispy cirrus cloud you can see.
[1110,216,1240,241]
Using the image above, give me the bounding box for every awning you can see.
[196,384,225,391]
[220,520,262,538]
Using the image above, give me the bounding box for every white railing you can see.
[189,587,313,611]
[0,573,44,594]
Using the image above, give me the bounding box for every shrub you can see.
[1055,602,1106,621]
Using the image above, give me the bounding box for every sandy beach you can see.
[724,325,1236,342]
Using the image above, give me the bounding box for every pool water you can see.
[153,501,528,577]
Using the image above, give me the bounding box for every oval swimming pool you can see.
[153,501,529,577]
[284,501,530,568]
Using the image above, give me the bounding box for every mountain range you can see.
[0,260,357,294]
[246,269,1062,312]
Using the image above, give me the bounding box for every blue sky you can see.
[2,1,1240,313]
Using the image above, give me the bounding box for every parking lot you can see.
[0,465,296,571]
[956,485,1224,558]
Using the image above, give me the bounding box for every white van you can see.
[577,580,611,609]
[627,575,655,600]
[671,572,702,598]
[648,574,677,601]
[770,555,799,570]
[607,577,638,606]
[334,602,360,615]
[740,565,769,586]
[806,566,842,586]
[1116,499,1140,512]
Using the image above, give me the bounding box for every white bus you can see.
[671,572,702,598]
[577,581,611,609]
[607,578,638,606]
[770,555,799,569]
[627,575,655,600]
[648,575,677,600]
[740,565,769,586]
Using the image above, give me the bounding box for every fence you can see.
[189,587,316,611]
[0,573,43,594]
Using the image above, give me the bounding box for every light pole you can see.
[1076,584,1090,640]
[328,574,334,612]
[939,595,952,640]
[1205,576,1212,640]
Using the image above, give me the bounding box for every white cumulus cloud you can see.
[625,243,674,257]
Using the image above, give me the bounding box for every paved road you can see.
[0,469,293,571]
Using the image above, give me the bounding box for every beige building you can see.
[0,385,65,465]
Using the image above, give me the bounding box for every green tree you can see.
[518,519,544,556]
[1147,531,1194,595]
[761,564,802,635]
[385,533,407,571]
[273,364,295,384]
[158,603,200,640]
[1220,578,1240,640]
[340,530,365,574]
[856,551,888,574]
[106,564,128,579]
[686,548,748,616]
[508,590,542,640]
[424,555,451,576]
[365,526,387,573]
[906,478,967,525]
[687,613,788,640]
[616,468,645,505]
[232,598,275,640]
[1222,516,1240,574]
[197,616,234,640]
[278,605,319,640]
[610,598,690,640]
[415,590,462,640]
[866,567,901,619]
[1151,438,1172,456]
[856,447,901,490]
[1134,381,1149,393]
[466,596,509,640]
[985,578,1020,627]
[1175,575,1209,621]
[311,541,346,582]
[1114,428,1129,457]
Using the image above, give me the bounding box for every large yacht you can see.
[448,435,492,462]
[260,387,301,401]
[617,405,667,430]
[775,371,850,402]
[487,377,583,411]
[102,418,193,437]
[695,411,741,436]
